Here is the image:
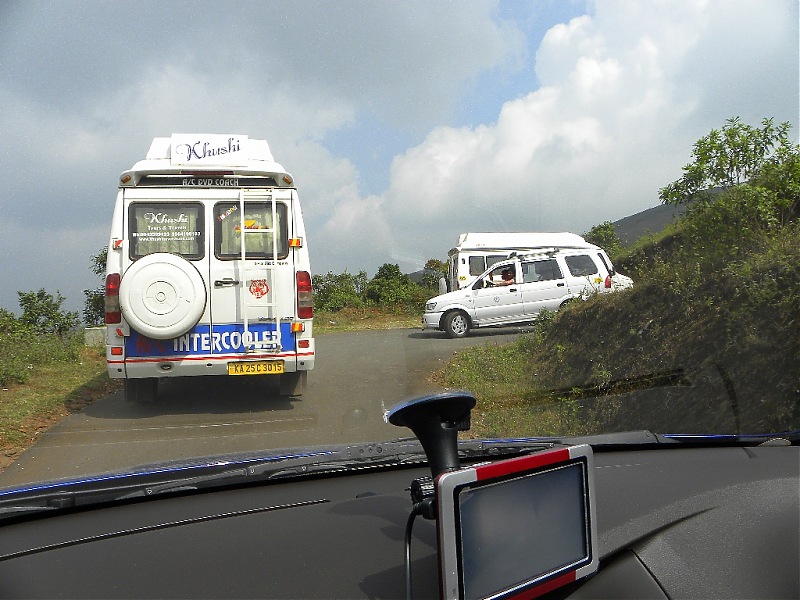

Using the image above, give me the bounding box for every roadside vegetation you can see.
[441,117,800,439]
[312,262,447,333]
[0,291,120,469]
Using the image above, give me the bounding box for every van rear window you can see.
[468,256,485,276]
[128,202,204,260]
[565,255,599,277]
[215,202,288,260]
[468,254,507,276]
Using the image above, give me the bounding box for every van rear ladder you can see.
[238,190,281,353]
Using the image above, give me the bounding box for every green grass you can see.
[314,306,421,334]
[0,346,122,469]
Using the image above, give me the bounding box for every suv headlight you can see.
[425,302,437,311]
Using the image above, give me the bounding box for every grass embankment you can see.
[314,306,420,333]
[0,345,122,470]
[440,222,800,439]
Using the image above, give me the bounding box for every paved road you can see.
[0,327,525,488]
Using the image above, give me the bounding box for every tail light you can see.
[105,273,122,324]
[296,271,313,319]
[604,275,612,289]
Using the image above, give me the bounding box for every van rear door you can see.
[208,189,297,368]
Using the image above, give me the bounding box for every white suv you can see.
[422,247,632,338]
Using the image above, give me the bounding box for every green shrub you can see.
[584,221,623,258]
[313,270,368,312]
[0,299,82,387]
[315,263,434,312]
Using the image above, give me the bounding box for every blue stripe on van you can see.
[126,322,296,357]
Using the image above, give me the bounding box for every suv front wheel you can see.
[443,311,470,338]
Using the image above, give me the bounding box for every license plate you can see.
[227,361,284,376]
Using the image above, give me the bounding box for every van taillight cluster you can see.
[604,275,612,289]
[296,271,313,319]
[105,273,122,324]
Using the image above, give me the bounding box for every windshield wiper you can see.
[659,431,800,445]
[521,429,800,449]
[0,437,565,519]
[0,440,431,518]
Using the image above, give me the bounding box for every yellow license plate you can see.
[227,361,284,376]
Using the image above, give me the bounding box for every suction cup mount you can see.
[386,391,476,479]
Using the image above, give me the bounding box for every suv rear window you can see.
[564,254,599,277]
[129,202,204,260]
[522,259,563,282]
[215,201,288,260]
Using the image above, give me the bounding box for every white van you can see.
[444,232,596,292]
[423,246,632,338]
[105,134,315,402]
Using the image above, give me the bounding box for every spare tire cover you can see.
[119,253,207,340]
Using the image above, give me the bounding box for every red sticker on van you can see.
[249,279,269,298]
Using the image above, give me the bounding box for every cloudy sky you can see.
[0,0,797,313]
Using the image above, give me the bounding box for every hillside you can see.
[441,135,800,438]
[443,219,799,438]
[612,202,689,245]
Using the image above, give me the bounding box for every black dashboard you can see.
[0,445,797,598]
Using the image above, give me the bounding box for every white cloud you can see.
[318,0,798,274]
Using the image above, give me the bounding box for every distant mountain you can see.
[612,203,689,246]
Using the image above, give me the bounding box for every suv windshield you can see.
[0,2,797,497]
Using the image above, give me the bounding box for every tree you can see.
[83,246,107,326]
[365,263,421,306]
[584,222,623,258]
[313,270,368,312]
[656,118,799,269]
[18,289,79,335]
[420,258,447,290]
[659,117,793,206]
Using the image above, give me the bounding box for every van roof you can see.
[451,232,594,253]
[498,245,602,262]
[119,134,294,187]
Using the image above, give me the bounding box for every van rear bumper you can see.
[108,346,315,379]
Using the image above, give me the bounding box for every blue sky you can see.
[0,0,797,313]
[323,1,590,197]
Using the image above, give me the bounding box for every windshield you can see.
[0,1,797,494]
